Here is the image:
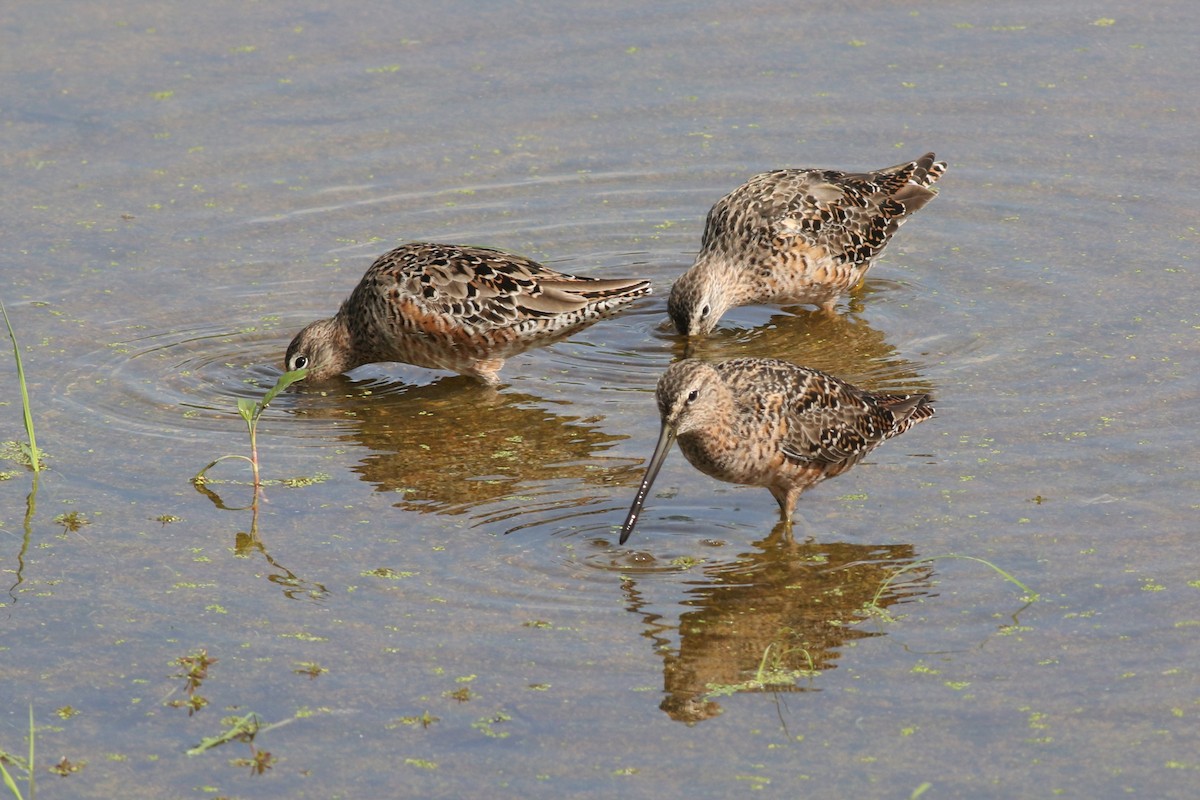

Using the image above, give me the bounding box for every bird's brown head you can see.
[284,318,355,382]
[656,359,729,436]
[618,359,730,545]
[667,264,732,337]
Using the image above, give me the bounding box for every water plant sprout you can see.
[193,368,307,492]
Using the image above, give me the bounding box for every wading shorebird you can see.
[285,242,651,384]
[619,358,934,544]
[668,152,946,336]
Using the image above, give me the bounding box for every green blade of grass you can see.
[0,299,41,473]
[0,759,23,800]
[0,766,23,800]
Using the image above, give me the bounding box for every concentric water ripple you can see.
[56,315,322,439]
[45,205,968,549]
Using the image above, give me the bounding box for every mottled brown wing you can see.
[766,152,944,268]
[780,376,935,465]
[362,242,647,335]
[778,376,898,465]
[717,360,877,464]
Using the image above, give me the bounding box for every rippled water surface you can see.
[3,1,1198,798]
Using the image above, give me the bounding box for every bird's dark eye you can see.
[699,305,710,318]
[686,389,699,404]
[290,354,309,371]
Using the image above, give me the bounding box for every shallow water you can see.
[3,1,1199,797]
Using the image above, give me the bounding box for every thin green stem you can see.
[192,454,254,484]
[872,553,1039,609]
[249,423,261,491]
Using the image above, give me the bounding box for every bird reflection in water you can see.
[620,530,934,723]
[672,302,937,393]
[294,375,645,523]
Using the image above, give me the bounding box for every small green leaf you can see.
[236,398,257,423]
[261,368,308,408]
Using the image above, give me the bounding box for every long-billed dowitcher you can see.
[619,358,934,544]
[285,242,651,384]
[668,152,946,335]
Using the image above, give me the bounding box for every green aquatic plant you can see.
[190,370,329,603]
[187,713,260,756]
[193,368,307,492]
[189,368,329,602]
[865,553,1039,622]
[1,299,41,473]
[0,705,34,800]
[187,710,302,776]
[704,638,819,700]
[0,299,43,601]
[166,649,218,716]
[753,640,818,686]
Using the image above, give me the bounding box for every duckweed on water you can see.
[229,745,276,776]
[53,511,90,533]
[392,711,439,729]
[48,754,86,776]
[471,711,513,739]
[166,650,218,717]
[281,472,330,488]
[292,661,327,679]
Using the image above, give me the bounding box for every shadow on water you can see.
[620,528,934,725]
[290,375,646,520]
[669,297,938,395]
[41,296,947,619]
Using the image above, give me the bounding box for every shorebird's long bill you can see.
[618,423,676,545]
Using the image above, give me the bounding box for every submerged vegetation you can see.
[187,711,304,777]
[867,553,1039,620]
